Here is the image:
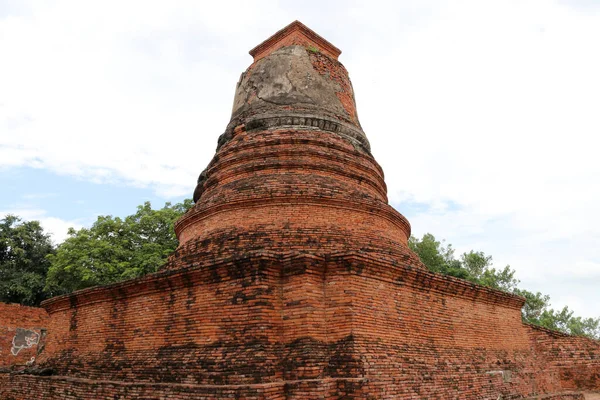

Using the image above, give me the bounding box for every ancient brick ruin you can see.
[1,21,599,399]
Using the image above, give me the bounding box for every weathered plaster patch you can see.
[10,328,40,356]
[231,46,348,121]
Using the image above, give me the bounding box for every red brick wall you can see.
[0,302,48,369]
[528,324,600,391]
[33,255,357,387]
[0,373,368,400]
[1,254,598,399]
[343,259,552,398]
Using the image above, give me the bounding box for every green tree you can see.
[565,314,600,338]
[514,289,600,339]
[460,250,491,278]
[478,265,519,293]
[514,289,551,323]
[408,234,470,279]
[410,233,520,292]
[45,200,192,296]
[0,215,55,306]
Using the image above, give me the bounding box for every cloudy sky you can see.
[1,0,598,318]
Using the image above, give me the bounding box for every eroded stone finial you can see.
[219,21,368,157]
[249,20,341,62]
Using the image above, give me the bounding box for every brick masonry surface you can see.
[1,254,598,399]
[1,21,598,399]
[0,303,48,369]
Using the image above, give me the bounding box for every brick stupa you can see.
[1,21,599,400]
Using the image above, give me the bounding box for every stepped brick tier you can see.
[1,21,598,399]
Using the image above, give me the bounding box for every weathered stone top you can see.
[249,20,341,62]
[220,21,369,155]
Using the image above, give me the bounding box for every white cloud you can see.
[1,1,599,317]
[0,208,82,244]
[342,0,600,318]
[21,193,57,200]
[0,0,290,197]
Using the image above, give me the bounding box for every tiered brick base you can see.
[1,253,598,399]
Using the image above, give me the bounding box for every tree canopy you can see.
[0,215,55,306]
[45,200,192,296]
[409,233,600,339]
